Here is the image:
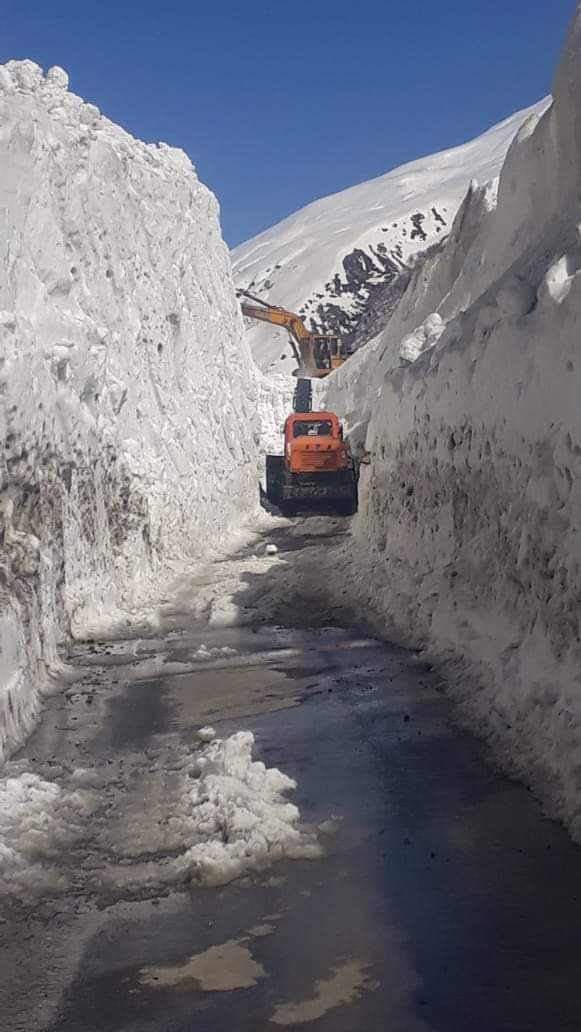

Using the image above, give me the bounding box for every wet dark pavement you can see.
[3,530,581,1030]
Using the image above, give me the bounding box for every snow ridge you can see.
[0,60,261,759]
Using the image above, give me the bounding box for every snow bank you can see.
[327,7,581,831]
[0,60,274,759]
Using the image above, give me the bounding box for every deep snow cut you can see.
[325,5,581,834]
[0,60,276,761]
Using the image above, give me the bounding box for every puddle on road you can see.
[139,917,281,994]
[246,923,275,938]
[167,665,301,725]
[270,959,378,1025]
[140,939,268,992]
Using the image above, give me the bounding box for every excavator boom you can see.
[237,289,345,378]
[239,302,305,365]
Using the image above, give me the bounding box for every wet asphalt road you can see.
[3,526,581,1030]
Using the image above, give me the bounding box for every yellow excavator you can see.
[237,289,348,378]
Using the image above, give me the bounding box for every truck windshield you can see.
[293,421,333,438]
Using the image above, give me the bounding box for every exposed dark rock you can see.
[240,207,451,359]
[410,213,427,241]
[342,248,382,290]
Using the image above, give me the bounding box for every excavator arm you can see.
[239,302,303,364]
[237,289,339,377]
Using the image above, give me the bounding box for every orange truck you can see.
[265,411,358,517]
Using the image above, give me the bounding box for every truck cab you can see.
[285,412,348,473]
[266,411,358,517]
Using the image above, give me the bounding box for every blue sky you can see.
[1,0,575,246]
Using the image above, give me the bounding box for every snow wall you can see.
[0,61,265,761]
[327,7,581,832]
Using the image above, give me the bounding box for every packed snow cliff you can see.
[325,6,581,834]
[233,100,546,375]
[0,60,266,760]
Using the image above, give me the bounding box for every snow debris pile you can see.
[174,729,321,887]
[0,770,92,900]
[233,99,546,376]
[0,60,272,760]
[326,6,581,832]
[100,729,321,892]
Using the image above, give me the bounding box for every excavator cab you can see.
[313,337,331,371]
[313,335,343,372]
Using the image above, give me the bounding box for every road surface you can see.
[2,521,581,1031]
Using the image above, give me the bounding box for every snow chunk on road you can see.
[0,772,92,900]
[95,731,324,896]
[176,731,321,887]
[197,726,216,742]
[399,312,445,363]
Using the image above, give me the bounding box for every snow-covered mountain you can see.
[233,101,548,374]
[0,60,265,759]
